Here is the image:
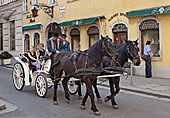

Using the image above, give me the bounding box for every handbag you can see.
[141,54,149,61]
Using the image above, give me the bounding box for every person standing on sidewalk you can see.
[144,41,153,78]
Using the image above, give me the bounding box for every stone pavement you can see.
[98,75,170,99]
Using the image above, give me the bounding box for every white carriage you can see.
[12,53,79,98]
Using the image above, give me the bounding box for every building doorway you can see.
[113,24,127,47]
[48,23,61,39]
[87,26,99,47]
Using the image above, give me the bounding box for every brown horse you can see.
[51,36,118,116]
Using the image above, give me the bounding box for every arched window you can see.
[24,34,30,52]
[87,26,99,47]
[140,19,160,57]
[70,28,80,51]
[34,33,40,50]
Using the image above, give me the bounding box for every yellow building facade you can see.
[22,0,170,78]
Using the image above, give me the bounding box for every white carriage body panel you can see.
[14,57,30,86]
[43,60,51,72]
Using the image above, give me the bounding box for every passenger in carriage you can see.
[37,43,46,59]
[28,46,41,70]
[59,34,70,51]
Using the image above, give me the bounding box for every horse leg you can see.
[109,78,119,109]
[115,77,120,95]
[62,77,70,104]
[105,78,112,103]
[84,77,101,116]
[75,81,83,100]
[53,65,62,105]
[105,77,120,103]
[53,80,60,105]
[81,90,88,110]
[93,79,102,102]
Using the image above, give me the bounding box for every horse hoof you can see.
[65,99,70,104]
[78,96,83,100]
[113,105,119,109]
[53,101,58,105]
[80,105,86,110]
[98,98,102,102]
[94,111,101,116]
[105,97,108,103]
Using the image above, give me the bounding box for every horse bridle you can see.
[126,45,140,62]
[102,40,118,57]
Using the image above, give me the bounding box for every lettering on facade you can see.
[108,13,126,22]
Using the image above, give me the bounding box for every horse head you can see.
[101,35,118,59]
[125,39,141,66]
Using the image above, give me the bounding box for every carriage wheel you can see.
[12,62,25,91]
[67,79,78,95]
[35,74,48,98]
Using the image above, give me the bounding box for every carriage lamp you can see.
[31,7,38,17]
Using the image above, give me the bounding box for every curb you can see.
[99,84,170,99]
[0,65,13,69]
[0,99,18,115]
[0,103,6,111]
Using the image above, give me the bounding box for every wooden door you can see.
[114,32,127,47]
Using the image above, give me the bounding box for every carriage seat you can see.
[20,53,36,72]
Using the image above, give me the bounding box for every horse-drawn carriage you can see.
[12,35,141,116]
[12,53,79,97]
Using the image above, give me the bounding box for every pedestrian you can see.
[144,41,153,78]
[28,46,41,70]
[59,34,70,51]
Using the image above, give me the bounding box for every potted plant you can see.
[0,51,13,65]
[125,61,132,74]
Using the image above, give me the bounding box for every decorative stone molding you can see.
[109,18,130,40]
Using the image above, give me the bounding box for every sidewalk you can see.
[99,75,170,99]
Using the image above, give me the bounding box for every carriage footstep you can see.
[105,97,109,102]
[97,98,102,102]
[113,105,119,109]
[80,105,86,110]
[53,101,58,105]
[94,111,101,116]
[78,96,83,100]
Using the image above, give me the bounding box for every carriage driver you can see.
[47,32,60,54]
[47,32,60,79]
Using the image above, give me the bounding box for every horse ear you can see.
[101,35,104,39]
[106,35,109,38]
[135,38,139,45]
[136,38,139,42]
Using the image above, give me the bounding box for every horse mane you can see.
[116,42,127,53]
[83,39,103,66]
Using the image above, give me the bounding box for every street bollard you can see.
[131,62,133,85]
